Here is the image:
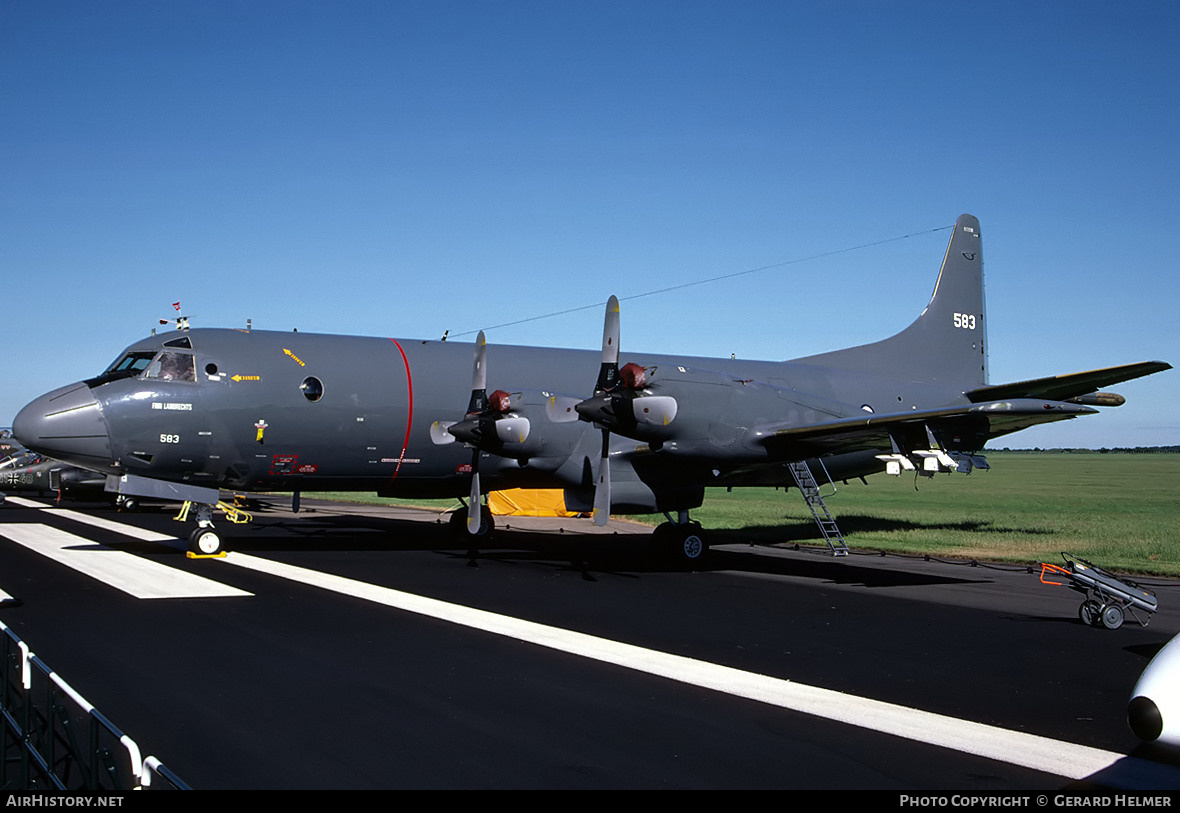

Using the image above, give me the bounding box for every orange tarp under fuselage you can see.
[487,488,579,517]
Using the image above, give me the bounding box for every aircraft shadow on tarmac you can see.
[199,507,990,588]
[5,498,1053,588]
[736,513,1058,541]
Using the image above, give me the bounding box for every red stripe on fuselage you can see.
[389,339,414,478]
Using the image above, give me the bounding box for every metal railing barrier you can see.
[0,620,189,790]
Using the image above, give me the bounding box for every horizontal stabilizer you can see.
[965,361,1171,404]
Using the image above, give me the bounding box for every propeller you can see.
[574,296,679,526]
[429,332,531,534]
[587,297,620,526]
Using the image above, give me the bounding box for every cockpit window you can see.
[109,352,156,376]
[84,351,158,387]
[85,348,198,388]
[143,351,196,382]
[0,451,42,471]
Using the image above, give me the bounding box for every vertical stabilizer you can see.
[793,214,988,390]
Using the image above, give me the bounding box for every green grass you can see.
[287,453,1180,577]
[660,453,1180,576]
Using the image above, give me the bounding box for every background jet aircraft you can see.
[0,432,108,504]
[12,215,1170,558]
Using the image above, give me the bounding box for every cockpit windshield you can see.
[0,451,43,471]
[85,349,196,387]
[108,352,156,377]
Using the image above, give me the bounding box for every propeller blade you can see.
[592,429,611,526]
[594,296,621,393]
[466,331,488,414]
[467,451,482,534]
[430,420,457,445]
[463,334,490,535]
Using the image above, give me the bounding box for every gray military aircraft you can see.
[0,448,108,503]
[0,431,118,505]
[11,215,1170,558]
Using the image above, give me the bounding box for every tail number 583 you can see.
[953,313,977,330]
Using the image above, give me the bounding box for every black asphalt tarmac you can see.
[0,495,1177,791]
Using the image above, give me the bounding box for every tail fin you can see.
[793,214,988,390]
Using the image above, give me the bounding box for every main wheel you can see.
[449,506,494,540]
[654,522,709,568]
[189,526,223,556]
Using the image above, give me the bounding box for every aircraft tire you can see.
[1100,603,1125,631]
[189,526,223,556]
[654,522,709,568]
[449,507,494,541]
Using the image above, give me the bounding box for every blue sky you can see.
[2,1,1176,448]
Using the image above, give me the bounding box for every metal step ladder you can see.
[788,460,848,556]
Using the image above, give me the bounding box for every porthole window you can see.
[300,376,324,402]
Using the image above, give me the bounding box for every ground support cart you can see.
[1039,551,1158,630]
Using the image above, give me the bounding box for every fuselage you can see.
[13,326,972,510]
[9,216,1165,526]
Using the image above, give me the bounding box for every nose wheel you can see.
[189,525,224,556]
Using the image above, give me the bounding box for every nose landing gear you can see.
[175,500,253,557]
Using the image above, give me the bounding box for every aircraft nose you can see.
[13,382,113,467]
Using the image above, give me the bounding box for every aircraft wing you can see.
[963,361,1171,404]
[750,398,1099,457]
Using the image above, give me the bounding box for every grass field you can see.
[297,453,1180,577]
[673,453,1180,577]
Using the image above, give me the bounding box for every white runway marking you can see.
[0,524,251,599]
[218,550,1145,783]
[3,496,53,508]
[44,507,180,544]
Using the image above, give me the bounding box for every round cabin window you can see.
[300,376,324,402]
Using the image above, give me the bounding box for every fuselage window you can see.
[144,351,196,382]
[300,376,324,402]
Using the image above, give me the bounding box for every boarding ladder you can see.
[788,460,848,557]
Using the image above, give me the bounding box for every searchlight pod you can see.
[1128,632,1180,748]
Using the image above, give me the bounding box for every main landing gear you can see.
[652,512,709,568]
[448,504,494,540]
